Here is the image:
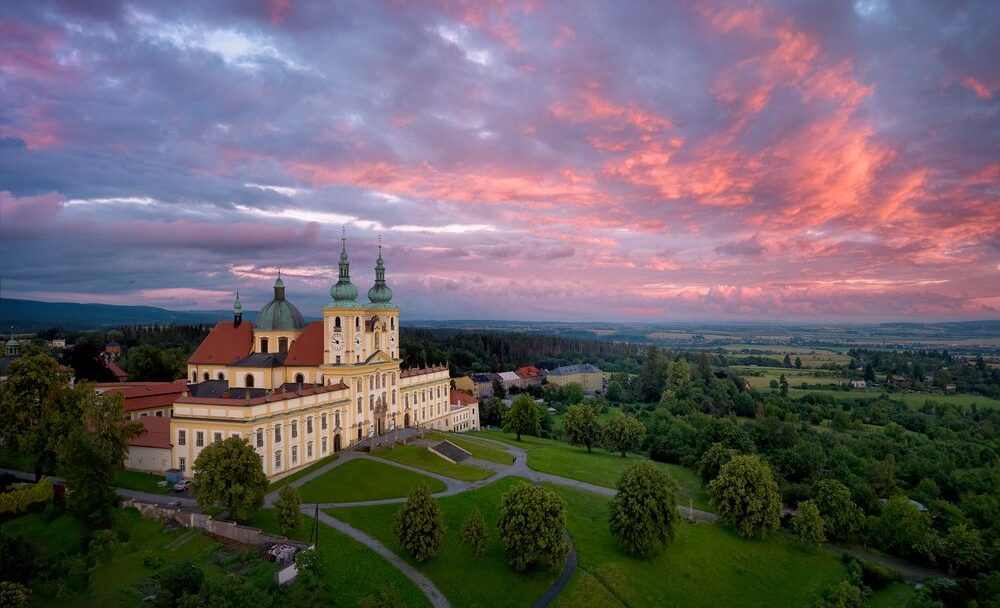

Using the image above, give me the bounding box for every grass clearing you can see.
[550,484,849,608]
[425,431,515,465]
[375,445,492,481]
[471,430,710,510]
[298,458,447,503]
[865,583,916,607]
[268,453,339,492]
[112,470,172,494]
[787,388,1000,410]
[332,477,559,608]
[249,507,431,607]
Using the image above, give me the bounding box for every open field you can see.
[376,444,492,481]
[2,508,278,608]
[269,453,339,491]
[426,431,515,465]
[730,366,839,389]
[550,485,849,608]
[471,430,710,510]
[333,477,558,608]
[111,470,172,494]
[248,508,431,607]
[298,458,447,503]
[724,346,851,367]
[787,388,1000,410]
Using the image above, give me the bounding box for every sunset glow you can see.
[1,1,997,320]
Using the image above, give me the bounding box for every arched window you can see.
[260,338,269,353]
[294,373,304,384]
[278,337,288,353]
[381,373,386,387]
[369,376,374,390]
[392,390,396,405]
[355,379,361,393]
[391,317,395,330]
[203,372,209,381]
[245,374,255,388]
[355,317,360,329]
[335,316,341,329]
[191,371,197,382]
[391,373,396,386]
[217,372,225,381]
[357,397,362,413]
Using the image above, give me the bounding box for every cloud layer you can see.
[1,0,997,321]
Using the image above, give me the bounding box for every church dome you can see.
[256,277,306,331]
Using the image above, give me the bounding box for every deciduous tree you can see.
[708,454,781,538]
[811,479,865,541]
[192,437,268,522]
[497,482,568,571]
[791,500,826,546]
[562,403,601,452]
[393,485,444,562]
[609,461,680,556]
[460,506,488,556]
[603,410,644,457]
[502,394,540,441]
[696,442,737,483]
[275,485,301,537]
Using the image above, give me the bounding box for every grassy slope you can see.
[268,453,339,492]
[3,508,276,608]
[376,445,492,481]
[332,477,559,608]
[865,583,916,607]
[248,508,431,607]
[471,430,710,510]
[298,458,447,503]
[425,431,515,465]
[550,485,849,608]
[112,470,171,494]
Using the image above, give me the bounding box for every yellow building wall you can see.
[547,372,603,393]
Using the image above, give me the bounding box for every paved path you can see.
[1,468,198,507]
[309,506,450,608]
[533,531,577,608]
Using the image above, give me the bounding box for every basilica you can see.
[166,234,477,480]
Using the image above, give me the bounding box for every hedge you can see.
[0,478,54,515]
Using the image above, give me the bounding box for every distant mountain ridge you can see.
[0,298,257,331]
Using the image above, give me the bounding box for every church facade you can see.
[170,235,475,480]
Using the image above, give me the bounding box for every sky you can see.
[1,0,998,322]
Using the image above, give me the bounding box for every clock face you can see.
[354,335,362,346]
[331,333,343,352]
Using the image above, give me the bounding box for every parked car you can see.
[173,480,190,492]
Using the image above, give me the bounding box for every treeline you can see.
[849,348,1000,398]
[399,328,646,375]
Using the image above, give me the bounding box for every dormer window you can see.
[260,338,269,353]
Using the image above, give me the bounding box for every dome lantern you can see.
[367,233,394,307]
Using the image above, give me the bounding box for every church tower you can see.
[323,227,362,366]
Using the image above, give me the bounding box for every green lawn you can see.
[112,470,172,494]
[332,477,560,608]
[425,431,515,465]
[269,453,339,492]
[376,445,492,481]
[865,583,916,607]
[550,485,849,608]
[0,447,38,474]
[298,458,447,503]
[471,430,710,510]
[4,508,277,608]
[248,508,431,607]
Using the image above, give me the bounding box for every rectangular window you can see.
[196,431,204,447]
[274,424,282,443]
[140,412,147,418]
[231,433,239,439]
[307,441,313,458]
[307,417,313,434]
[335,412,341,428]
[274,450,282,469]
[335,355,341,364]
[178,430,186,446]
[213,432,222,444]
[155,411,163,417]
[291,421,298,439]
[256,428,263,448]
[179,457,186,472]
[321,414,328,430]
[291,446,298,464]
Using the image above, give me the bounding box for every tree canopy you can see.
[708,454,782,538]
[562,403,602,452]
[502,394,541,441]
[191,437,268,522]
[603,410,645,457]
[393,484,444,562]
[609,461,680,556]
[497,482,568,571]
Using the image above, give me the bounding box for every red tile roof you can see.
[450,389,477,407]
[515,366,543,379]
[285,321,323,366]
[128,415,172,449]
[98,381,188,413]
[400,364,448,379]
[174,382,348,406]
[188,321,255,365]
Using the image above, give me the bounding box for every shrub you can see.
[275,485,302,537]
[0,581,30,608]
[142,551,165,570]
[791,500,826,547]
[0,478,53,515]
